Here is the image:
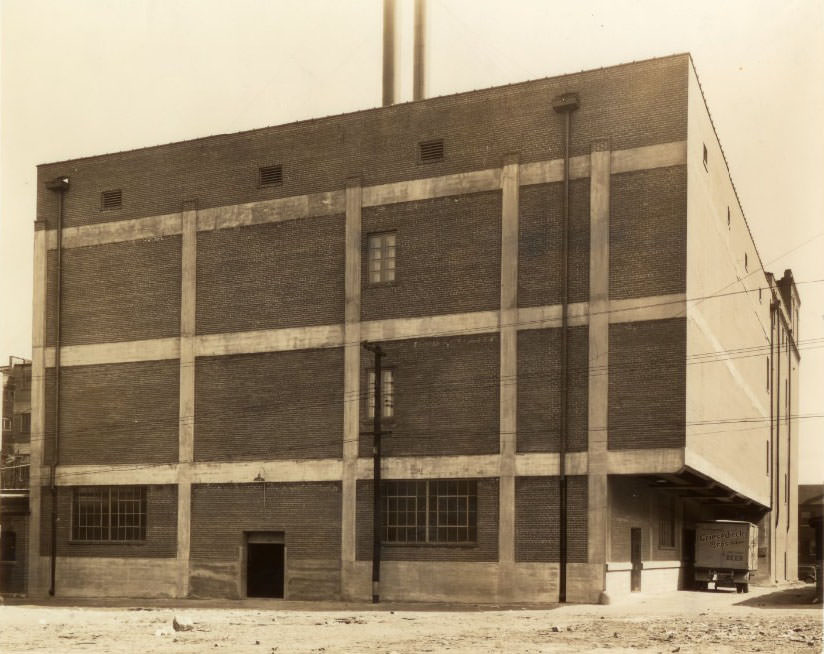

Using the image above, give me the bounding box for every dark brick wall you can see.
[518,179,590,307]
[358,334,499,458]
[40,485,177,558]
[356,478,498,562]
[37,55,688,229]
[361,192,501,322]
[608,318,686,450]
[196,215,345,334]
[514,475,587,563]
[195,348,344,461]
[609,166,687,300]
[44,360,179,465]
[190,482,341,561]
[46,237,181,347]
[517,327,588,453]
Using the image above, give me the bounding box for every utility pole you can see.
[362,341,385,603]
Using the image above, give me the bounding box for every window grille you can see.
[367,369,394,419]
[419,139,444,163]
[382,479,477,544]
[259,165,283,186]
[72,486,146,541]
[101,189,122,210]
[367,232,396,284]
[658,495,676,548]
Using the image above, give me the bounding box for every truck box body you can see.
[695,521,758,571]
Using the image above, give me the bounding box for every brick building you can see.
[1,357,32,595]
[28,53,800,602]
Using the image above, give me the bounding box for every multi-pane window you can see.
[367,232,396,284]
[382,479,477,545]
[367,369,394,419]
[72,486,146,542]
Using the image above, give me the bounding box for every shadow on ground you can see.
[735,584,819,609]
[0,596,563,613]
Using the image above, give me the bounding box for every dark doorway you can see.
[630,527,642,592]
[246,543,285,598]
[682,528,696,590]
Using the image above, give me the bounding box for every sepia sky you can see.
[1,0,822,482]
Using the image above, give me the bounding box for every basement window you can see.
[259,165,283,187]
[382,479,477,544]
[100,189,122,211]
[71,486,146,542]
[419,139,444,163]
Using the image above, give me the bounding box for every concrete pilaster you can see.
[27,223,49,597]
[584,139,611,600]
[176,202,197,597]
[498,155,519,594]
[341,178,362,599]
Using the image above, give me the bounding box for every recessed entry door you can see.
[246,532,285,598]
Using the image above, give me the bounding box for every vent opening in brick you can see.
[419,139,444,163]
[259,165,283,187]
[101,189,122,210]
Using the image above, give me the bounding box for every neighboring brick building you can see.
[28,53,800,602]
[1,357,32,596]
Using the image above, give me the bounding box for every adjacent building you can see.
[28,53,799,603]
[1,357,32,596]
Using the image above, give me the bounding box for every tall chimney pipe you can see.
[382,0,396,107]
[413,0,426,101]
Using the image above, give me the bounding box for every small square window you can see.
[101,189,122,210]
[259,165,283,187]
[367,368,394,419]
[367,232,397,285]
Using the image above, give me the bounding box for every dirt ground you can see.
[1,584,821,654]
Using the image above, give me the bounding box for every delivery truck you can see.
[694,520,758,593]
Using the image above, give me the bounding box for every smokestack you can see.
[382,0,396,107]
[413,0,426,101]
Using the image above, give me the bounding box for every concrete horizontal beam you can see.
[45,141,687,251]
[45,294,686,368]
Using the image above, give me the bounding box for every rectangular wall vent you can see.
[419,139,444,163]
[101,189,122,210]
[259,165,283,187]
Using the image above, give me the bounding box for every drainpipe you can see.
[552,92,579,603]
[775,311,781,530]
[45,175,69,596]
[769,301,775,513]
